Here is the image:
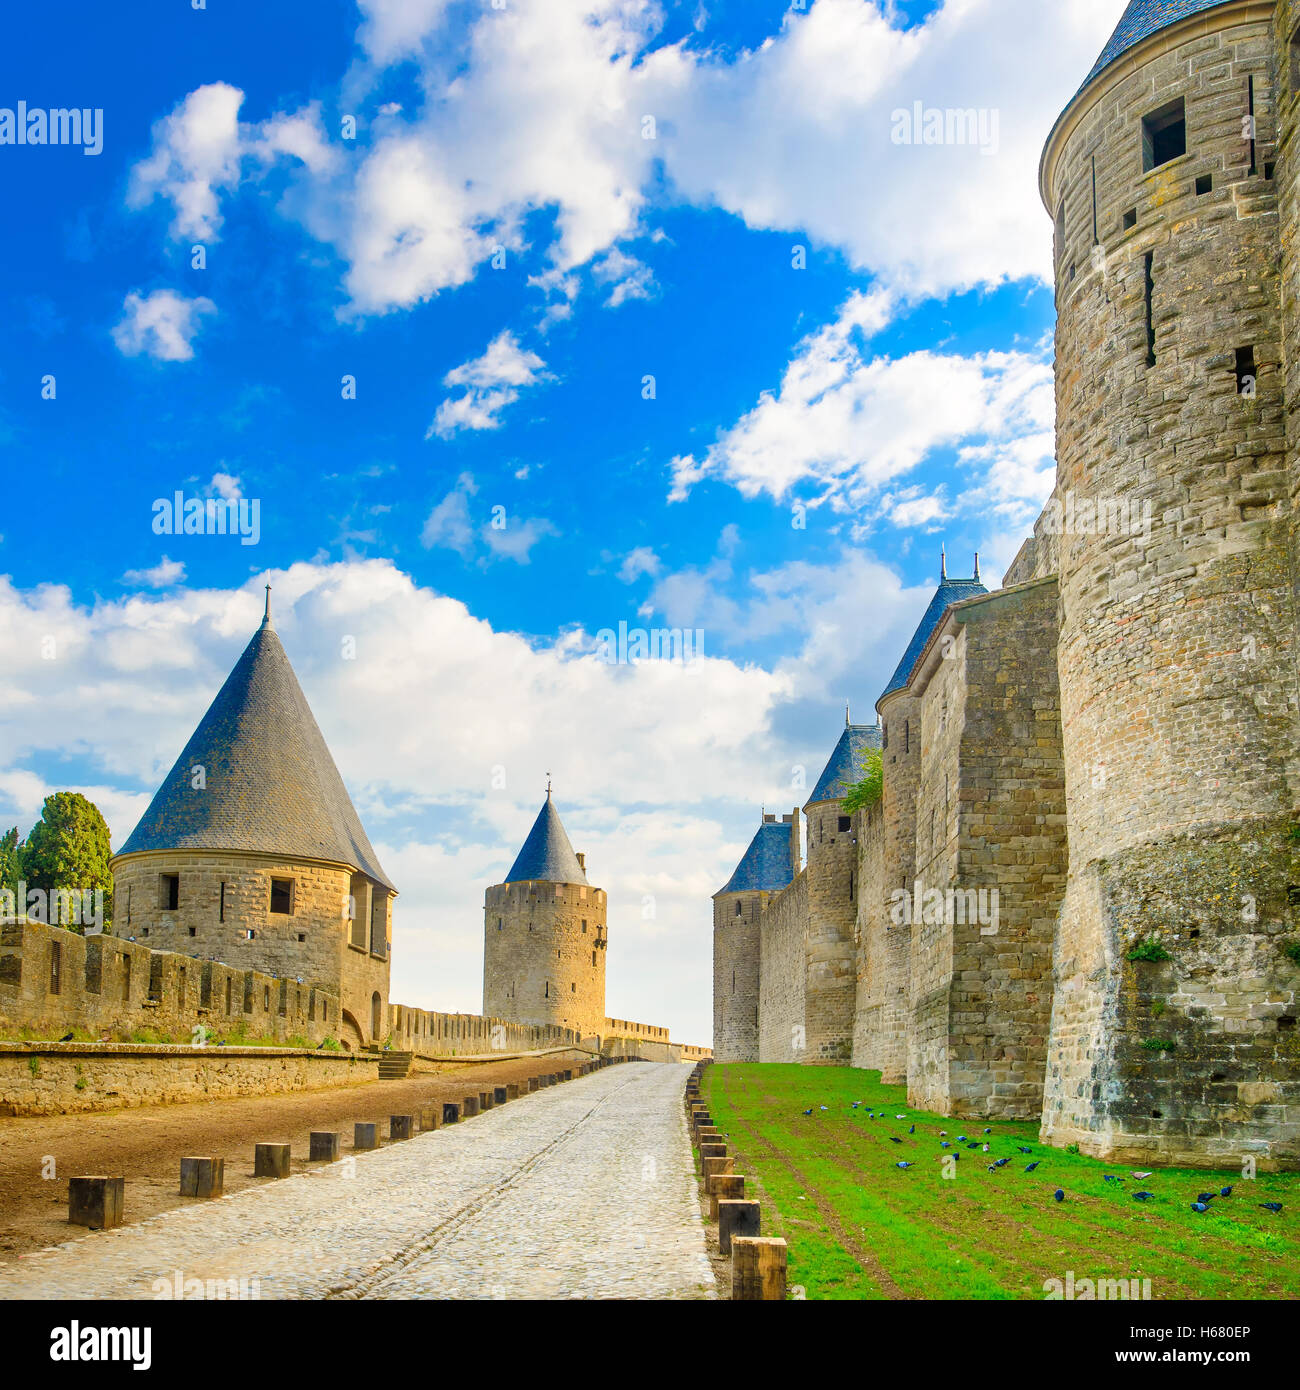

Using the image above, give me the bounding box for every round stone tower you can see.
[712,811,799,1062]
[483,790,607,1036]
[1040,0,1299,1166]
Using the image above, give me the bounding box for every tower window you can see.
[497,917,503,930]
[903,720,910,754]
[225,976,232,1013]
[1054,198,1065,262]
[1195,174,1212,196]
[219,881,225,923]
[1236,346,1256,396]
[592,951,597,967]
[571,982,576,993]
[270,878,293,914]
[1122,208,1137,232]
[159,873,179,911]
[49,941,61,995]
[838,815,851,833]
[1144,252,1156,367]
[581,920,587,932]
[1142,98,1186,173]
[1291,25,1300,94]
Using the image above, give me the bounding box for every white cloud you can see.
[112,289,216,362]
[122,557,187,589]
[420,473,557,564]
[429,331,548,438]
[618,547,661,583]
[420,472,478,555]
[592,247,656,307]
[482,515,559,565]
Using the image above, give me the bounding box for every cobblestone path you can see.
[0,1061,714,1301]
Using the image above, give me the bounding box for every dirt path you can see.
[0,1049,591,1263]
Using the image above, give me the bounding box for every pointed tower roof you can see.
[807,723,884,807]
[1082,1,1232,91]
[504,792,589,885]
[716,818,795,896]
[879,555,988,702]
[118,607,394,890]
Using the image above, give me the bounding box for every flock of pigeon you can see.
[799,1101,1285,1216]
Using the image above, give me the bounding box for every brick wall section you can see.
[803,800,859,1063]
[1039,2,1300,1164]
[713,890,764,1061]
[482,879,607,1035]
[851,801,886,1070]
[758,873,808,1061]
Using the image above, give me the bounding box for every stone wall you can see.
[1,919,341,1047]
[0,1041,378,1117]
[712,889,764,1061]
[483,879,607,1035]
[387,1002,581,1057]
[758,872,808,1062]
[1039,0,1300,1164]
[850,801,886,1070]
[803,800,859,1063]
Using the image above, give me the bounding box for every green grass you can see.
[704,1064,1299,1301]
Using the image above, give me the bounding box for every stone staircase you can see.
[372,1050,413,1080]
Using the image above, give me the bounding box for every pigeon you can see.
[1017,1146,1033,1154]
[941,1141,952,1149]
[1260,1202,1283,1213]
[1191,1202,1210,1213]
[803,1109,813,1117]
[1054,1189,1065,1202]
[939,1130,947,1136]
[852,1102,860,1110]
[1025,1162,1040,1173]
[994,1157,1010,1168]
[59,1032,74,1042]
[889,1136,903,1144]
[981,1144,990,1153]
[819,1105,828,1112]
[956,1135,968,1143]
[987,1164,999,1173]
[895,1161,914,1170]
[908,1125,915,1134]
[1103,1175,1120,1183]
[1131,1171,1153,1180]
[983,1128,992,1134]
[966,1142,979,1149]
[896,1114,906,1120]
[1220,1186,1233,1199]
[1196,1192,1216,1204]
[1133,1191,1154,1201]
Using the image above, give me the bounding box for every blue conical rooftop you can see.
[807,723,884,807]
[1082,1,1233,90]
[717,819,795,896]
[879,556,988,702]
[504,793,589,885]
[118,608,394,890]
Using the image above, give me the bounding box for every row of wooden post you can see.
[685,1061,787,1300]
[66,1055,626,1230]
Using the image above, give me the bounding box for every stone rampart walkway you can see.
[0,1061,713,1300]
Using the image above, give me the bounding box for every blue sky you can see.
[0,0,1128,1044]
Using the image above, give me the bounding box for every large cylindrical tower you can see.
[1039,0,1299,1166]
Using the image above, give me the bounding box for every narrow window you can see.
[1144,252,1156,367]
[497,917,503,930]
[592,951,597,968]
[731,970,736,995]
[735,900,742,917]
[269,878,293,914]
[1090,155,1099,244]
[1291,26,1300,94]
[179,966,186,999]
[219,881,225,923]
[571,982,576,993]
[545,981,549,998]
[297,933,306,943]
[1247,76,1257,175]
[1196,174,1212,196]
[882,723,888,750]
[838,815,852,833]
[49,941,61,995]
[122,954,131,1003]
[188,926,196,937]
[1265,161,1276,180]
[1236,346,1256,395]
[126,885,131,927]
[1142,98,1186,172]
[903,719,910,754]
[263,986,270,1011]
[160,873,179,911]
[1122,207,1137,232]
[1054,198,1065,262]
[225,977,232,1013]
[581,920,587,933]
[849,872,855,901]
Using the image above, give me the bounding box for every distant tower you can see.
[1040,0,1298,1161]
[713,811,799,1062]
[483,788,607,1036]
[111,589,397,1049]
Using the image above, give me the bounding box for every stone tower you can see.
[712,811,799,1062]
[483,790,607,1035]
[110,589,397,1049]
[1039,0,1300,1165]
[802,715,884,1064]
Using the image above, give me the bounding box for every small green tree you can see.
[21,793,113,931]
[0,827,21,906]
[842,748,884,815]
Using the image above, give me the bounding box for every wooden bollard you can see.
[732,1237,787,1301]
[180,1156,225,1197]
[506,1083,520,1100]
[718,1199,760,1255]
[700,1143,728,1163]
[463,1094,481,1117]
[708,1172,744,1221]
[442,1102,461,1125]
[698,1129,724,1145]
[702,1155,733,1184]
[479,1090,493,1110]
[494,1086,509,1104]
[309,1132,341,1162]
[354,1122,379,1150]
[254,1143,291,1178]
[420,1107,442,1132]
[390,1114,416,1141]
[528,1077,539,1092]
[563,1069,573,1081]
[68,1175,124,1230]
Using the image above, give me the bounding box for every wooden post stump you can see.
[506,1083,520,1100]
[68,1175,124,1229]
[254,1143,291,1178]
[732,1236,787,1301]
[463,1095,481,1116]
[701,1155,734,1184]
[442,1102,461,1125]
[528,1077,539,1092]
[309,1132,341,1162]
[700,1143,728,1162]
[420,1107,442,1132]
[493,1086,509,1104]
[708,1172,744,1221]
[479,1090,494,1110]
[390,1114,416,1141]
[354,1122,379,1150]
[180,1156,225,1198]
[718,1199,760,1255]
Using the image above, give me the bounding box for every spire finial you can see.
[846,701,851,727]
[262,581,273,629]
[973,550,981,582]
[940,544,947,581]
[546,773,552,800]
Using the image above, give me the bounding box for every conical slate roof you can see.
[503,794,588,885]
[118,606,394,890]
[807,723,884,807]
[880,563,988,701]
[717,819,794,896]
[1082,1,1232,91]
